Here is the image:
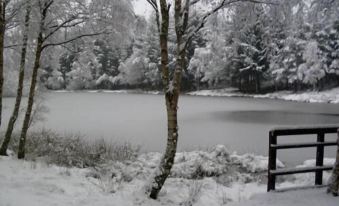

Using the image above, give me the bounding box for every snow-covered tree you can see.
[298,41,325,89]
[230,3,270,93]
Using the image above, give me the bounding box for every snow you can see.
[1,145,337,206]
[188,87,339,104]
[51,87,339,104]
[227,188,338,206]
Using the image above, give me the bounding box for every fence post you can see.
[268,130,277,192]
[315,132,325,185]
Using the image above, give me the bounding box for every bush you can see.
[0,129,139,168]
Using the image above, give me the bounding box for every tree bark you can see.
[149,101,178,199]
[146,0,257,199]
[17,35,43,159]
[0,0,5,128]
[149,0,171,199]
[149,0,188,199]
[18,0,49,159]
[327,132,339,196]
[0,1,31,156]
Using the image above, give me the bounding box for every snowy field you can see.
[188,88,339,104]
[0,145,337,206]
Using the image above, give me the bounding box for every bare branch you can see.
[42,31,106,50]
[146,0,158,12]
[43,14,86,41]
[190,0,200,6]
[146,0,161,33]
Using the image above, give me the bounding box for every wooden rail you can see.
[267,126,338,192]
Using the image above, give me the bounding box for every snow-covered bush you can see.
[46,71,64,90]
[183,181,204,206]
[0,129,139,168]
[298,41,326,87]
[115,48,153,87]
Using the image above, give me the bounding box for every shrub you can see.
[0,129,139,168]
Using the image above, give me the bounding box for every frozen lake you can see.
[3,91,339,164]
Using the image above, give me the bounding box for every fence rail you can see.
[267,126,338,192]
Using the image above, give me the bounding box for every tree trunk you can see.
[17,34,43,159]
[17,0,48,159]
[0,0,5,128]
[0,2,31,156]
[148,0,171,199]
[149,98,178,199]
[327,132,339,196]
[146,0,241,199]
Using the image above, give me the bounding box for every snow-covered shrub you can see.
[183,181,204,206]
[298,41,326,87]
[116,50,149,86]
[2,129,139,168]
[67,61,95,90]
[46,70,64,90]
[46,76,64,90]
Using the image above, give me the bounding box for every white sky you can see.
[133,0,152,17]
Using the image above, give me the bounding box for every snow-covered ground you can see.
[188,88,339,104]
[0,145,337,206]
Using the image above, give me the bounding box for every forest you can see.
[1,0,338,96]
[0,0,339,205]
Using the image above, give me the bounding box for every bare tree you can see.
[17,0,105,159]
[146,0,272,199]
[0,0,31,156]
[0,0,9,127]
[17,0,51,159]
[0,0,18,127]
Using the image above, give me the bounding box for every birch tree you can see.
[146,0,271,199]
[0,0,4,128]
[17,0,105,159]
[0,0,10,127]
[0,0,31,156]
[0,0,22,127]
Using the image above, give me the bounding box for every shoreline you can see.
[49,87,339,104]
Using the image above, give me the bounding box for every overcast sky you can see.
[133,0,152,17]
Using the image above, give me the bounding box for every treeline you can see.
[189,0,339,93]
[36,0,339,93]
[41,14,200,91]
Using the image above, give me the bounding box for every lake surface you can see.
[3,91,339,165]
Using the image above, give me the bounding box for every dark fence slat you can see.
[268,131,277,192]
[267,126,339,192]
[270,127,338,136]
[315,133,325,185]
[271,141,337,149]
[270,166,333,176]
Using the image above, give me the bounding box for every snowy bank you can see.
[188,87,339,104]
[52,87,339,104]
[0,145,336,206]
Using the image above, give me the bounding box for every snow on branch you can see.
[146,0,161,33]
[183,0,278,50]
[42,30,107,50]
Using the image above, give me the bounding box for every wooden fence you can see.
[267,126,338,191]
